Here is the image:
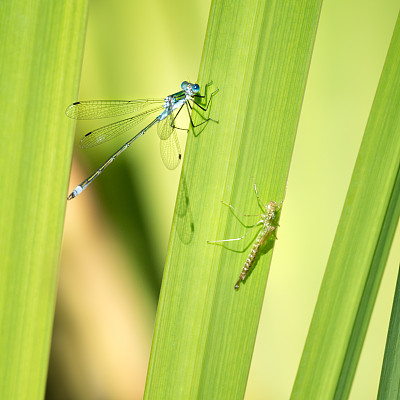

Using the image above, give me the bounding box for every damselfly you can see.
[208,182,282,290]
[66,81,218,200]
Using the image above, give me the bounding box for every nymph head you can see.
[266,201,278,212]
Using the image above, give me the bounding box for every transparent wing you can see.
[157,109,175,140]
[160,130,181,170]
[66,99,164,120]
[79,106,163,148]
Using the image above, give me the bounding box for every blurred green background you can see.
[48,0,400,399]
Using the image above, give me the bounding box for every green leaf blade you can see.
[377,266,400,400]
[145,1,322,398]
[0,2,88,398]
[291,12,400,400]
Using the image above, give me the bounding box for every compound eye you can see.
[193,84,200,92]
[181,81,188,89]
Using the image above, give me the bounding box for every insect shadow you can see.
[176,174,195,245]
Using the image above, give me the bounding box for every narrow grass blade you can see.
[144,0,322,398]
[0,1,88,399]
[291,13,400,400]
[377,265,400,399]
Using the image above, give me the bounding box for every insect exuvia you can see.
[207,182,282,290]
[66,81,218,200]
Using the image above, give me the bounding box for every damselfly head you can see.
[181,81,200,96]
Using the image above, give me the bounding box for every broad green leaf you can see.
[0,1,88,398]
[144,0,322,398]
[291,12,400,400]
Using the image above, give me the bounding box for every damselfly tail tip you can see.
[67,185,83,200]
